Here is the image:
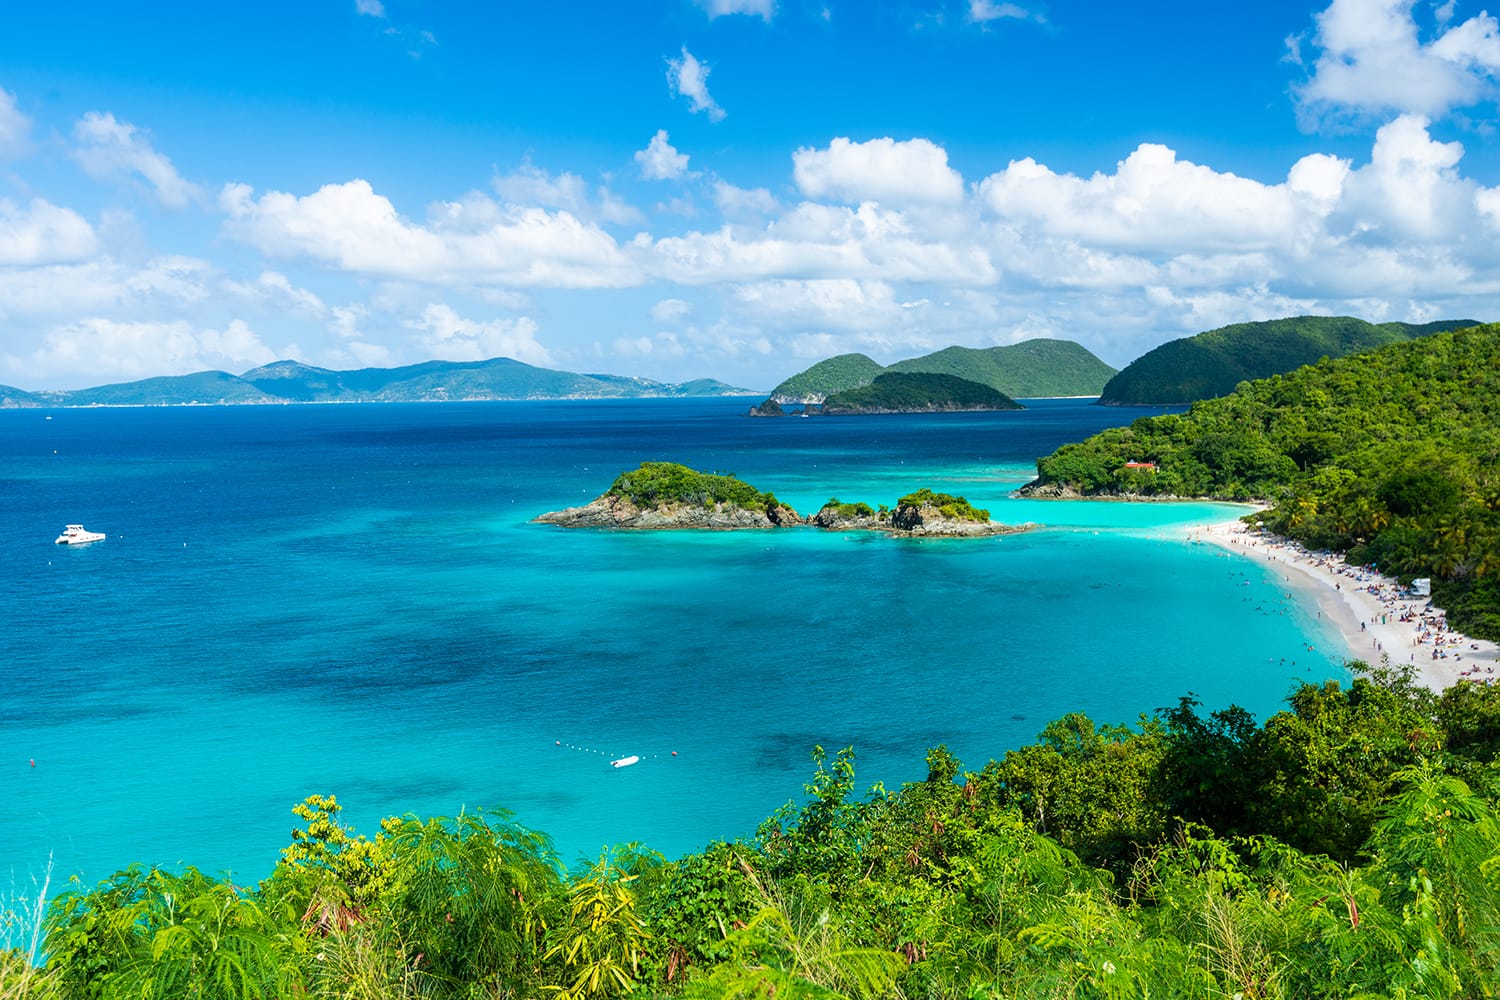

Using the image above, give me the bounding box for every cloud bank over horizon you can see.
[1,0,1499,391]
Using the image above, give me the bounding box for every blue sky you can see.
[4,0,1500,390]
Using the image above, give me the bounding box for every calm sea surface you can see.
[0,397,1345,900]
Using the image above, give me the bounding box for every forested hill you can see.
[819,372,1023,413]
[1026,322,1500,638]
[764,338,1115,404]
[885,340,1117,398]
[765,352,886,402]
[1099,316,1477,405]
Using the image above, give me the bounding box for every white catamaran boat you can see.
[55,524,106,545]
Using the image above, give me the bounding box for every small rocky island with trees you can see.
[535,461,1030,536]
[751,372,1022,416]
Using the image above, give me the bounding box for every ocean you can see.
[1,397,1345,903]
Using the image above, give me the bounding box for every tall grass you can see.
[0,855,54,999]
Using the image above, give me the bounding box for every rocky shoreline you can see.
[535,494,1033,537]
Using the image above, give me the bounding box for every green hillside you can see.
[0,383,45,407]
[1100,315,1478,405]
[887,339,1117,397]
[1027,322,1500,637]
[765,339,1115,405]
[820,372,1022,412]
[64,371,277,406]
[767,353,885,402]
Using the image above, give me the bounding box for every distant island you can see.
[756,338,1116,413]
[751,372,1023,416]
[1097,315,1477,405]
[535,462,1029,536]
[0,357,755,408]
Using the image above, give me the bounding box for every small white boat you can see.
[610,755,640,768]
[55,524,106,545]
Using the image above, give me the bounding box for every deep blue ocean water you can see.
[0,397,1346,904]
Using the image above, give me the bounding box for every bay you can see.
[0,397,1344,898]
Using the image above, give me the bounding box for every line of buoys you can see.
[554,740,680,764]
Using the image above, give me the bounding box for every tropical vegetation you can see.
[766,354,888,403]
[884,340,1117,399]
[763,340,1115,405]
[896,488,990,522]
[820,373,1021,413]
[1098,315,1475,405]
[605,463,784,514]
[1028,322,1500,639]
[9,663,1500,999]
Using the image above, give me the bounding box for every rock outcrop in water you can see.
[535,463,1035,536]
[535,493,804,529]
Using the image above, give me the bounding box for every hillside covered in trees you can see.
[10,663,1500,999]
[1026,322,1500,638]
[1098,316,1476,405]
[818,372,1022,413]
[763,339,1115,405]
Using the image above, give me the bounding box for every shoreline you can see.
[1186,514,1499,691]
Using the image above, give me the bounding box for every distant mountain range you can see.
[764,339,1118,405]
[1098,316,1479,405]
[0,358,755,408]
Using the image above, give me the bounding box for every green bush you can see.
[897,487,989,522]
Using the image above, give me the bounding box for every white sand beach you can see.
[1186,513,1499,691]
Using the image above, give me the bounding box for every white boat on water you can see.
[55,524,105,545]
[610,755,640,768]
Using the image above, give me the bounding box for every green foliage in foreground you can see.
[896,488,989,522]
[15,665,1500,1000]
[1031,323,1500,638]
[820,373,1021,413]
[1099,315,1476,405]
[607,462,782,514]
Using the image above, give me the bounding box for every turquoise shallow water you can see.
[0,398,1346,905]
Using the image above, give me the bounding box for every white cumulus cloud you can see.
[1295,0,1500,120]
[651,298,692,322]
[793,137,965,206]
[223,270,329,317]
[977,143,1316,252]
[695,0,775,19]
[635,130,690,180]
[1336,114,1470,242]
[71,112,202,209]
[669,47,726,122]
[0,199,99,265]
[15,317,278,386]
[713,181,780,218]
[408,302,551,365]
[969,0,1038,24]
[220,179,640,288]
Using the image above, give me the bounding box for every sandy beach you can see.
[1186,513,1500,691]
